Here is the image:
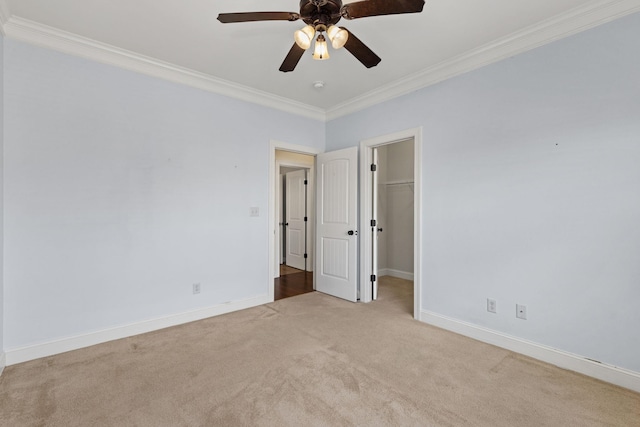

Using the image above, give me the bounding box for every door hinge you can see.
[370,164,377,172]
[304,253,308,259]
[304,179,308,185]
[370,219,376,227]
[304,216,308,222]
[370,274,377,282]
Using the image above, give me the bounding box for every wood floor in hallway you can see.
[275,265,314,300]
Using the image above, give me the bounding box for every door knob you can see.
[347,230,358,236]
[377,228,383,232]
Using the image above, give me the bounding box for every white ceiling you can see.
[1,0,639,120]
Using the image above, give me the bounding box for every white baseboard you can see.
[6,294,271,366]
[0,352,6,376]
[378,268,414,281]
[420,310,640,393]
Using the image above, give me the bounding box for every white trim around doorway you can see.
[359,128,423,319]
[268,140,321,300]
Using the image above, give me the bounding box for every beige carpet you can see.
[1,277,639,426]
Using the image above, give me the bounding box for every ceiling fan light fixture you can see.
[294,25,315,50]
[326,25,348,49]
[312,34,330,60]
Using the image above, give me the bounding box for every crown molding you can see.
[1,1,638,122]
[326,0,640,121]
[1,16,326,122]
[0,0,10,35]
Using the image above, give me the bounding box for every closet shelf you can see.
[380,180,414,186]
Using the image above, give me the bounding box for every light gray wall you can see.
[3,39,325,350]
[382,140,414,274]
[0,33,5,363]
[327,12,640,372]
[377,140,415,275]
[376,146,388,270]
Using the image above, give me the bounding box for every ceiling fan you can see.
[217,0,426,72]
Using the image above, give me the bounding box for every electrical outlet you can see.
[193,283,201,294]
[250,207,259,217]
[487,298,497,313]
[516,304,527,320]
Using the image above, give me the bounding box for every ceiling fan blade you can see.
[342,29,381,68]
[279,43,306,73]
[341,0,425,20]
[217,12,300,24]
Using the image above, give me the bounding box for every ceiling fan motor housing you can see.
[300,0,342,27]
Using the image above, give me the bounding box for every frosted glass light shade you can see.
[312,34,330,60]
[327,25,348,49]
[294,25,315,50]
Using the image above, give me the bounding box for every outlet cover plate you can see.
[487,298,497,313]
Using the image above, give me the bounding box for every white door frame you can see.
[359,128,423,319]
[269,140,320,299]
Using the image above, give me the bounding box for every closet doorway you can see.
[375,139,415,283]
[360,128,422,319]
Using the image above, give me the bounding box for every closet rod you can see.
[381,180,414,186]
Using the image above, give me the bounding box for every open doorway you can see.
[273,148,316,300]
[373,139,415,314]
[360,128,422,319]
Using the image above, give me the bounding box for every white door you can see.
[315,147,359,302]
[285,169,307,270]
